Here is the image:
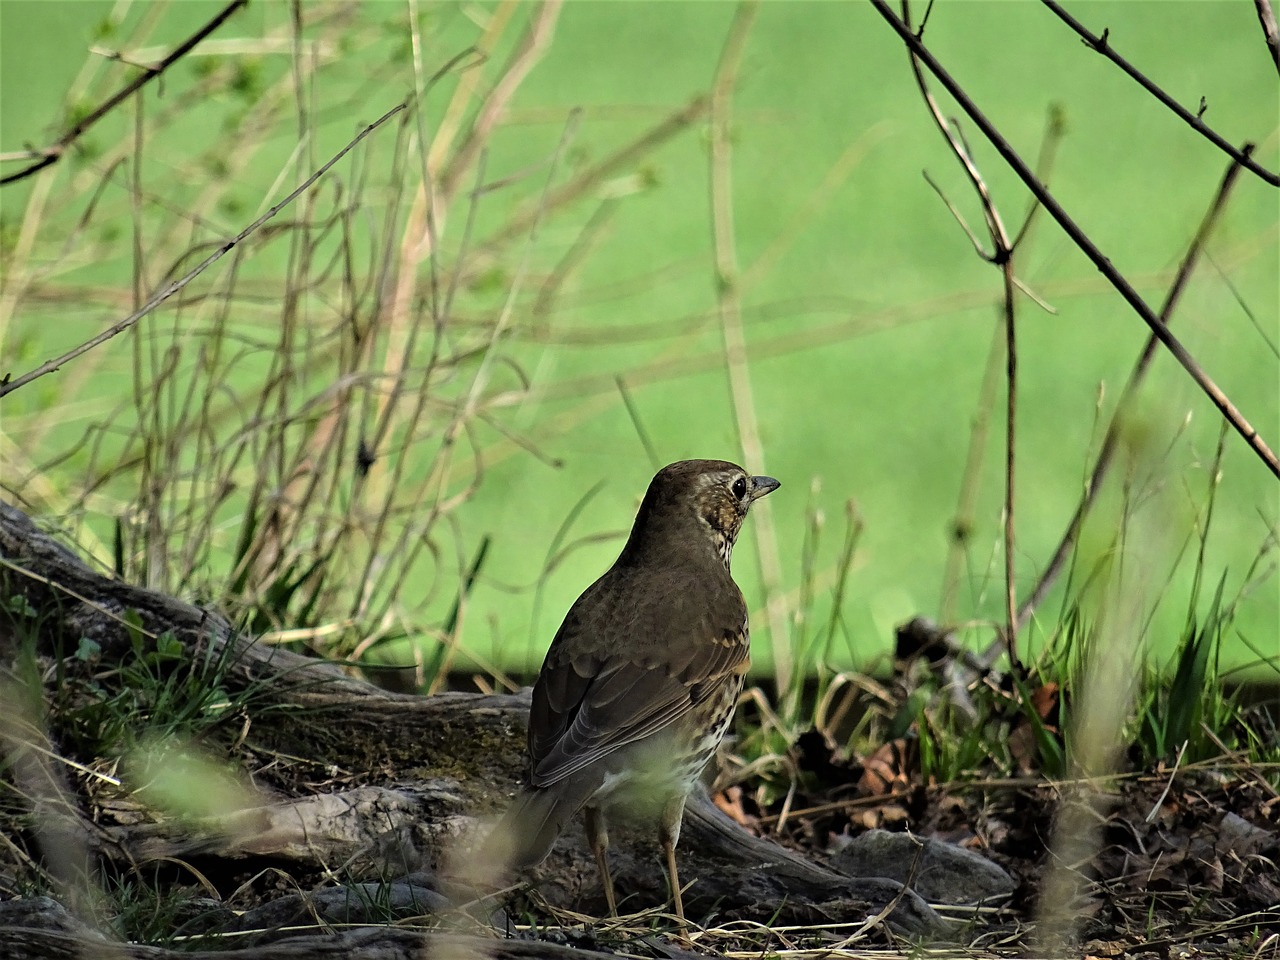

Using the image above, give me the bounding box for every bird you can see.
[486,459,780,924]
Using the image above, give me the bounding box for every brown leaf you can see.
[713,785,755,829]
[857,738,914,795]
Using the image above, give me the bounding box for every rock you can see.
[831,829,1014,905]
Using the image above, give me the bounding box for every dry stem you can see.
[708,2,791,688]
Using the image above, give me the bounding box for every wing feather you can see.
[527,567,749,788]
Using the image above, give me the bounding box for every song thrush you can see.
[489,459,780,922]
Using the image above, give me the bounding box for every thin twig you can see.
[1011,104,1067,252]
[439,0,564,202]
[1143,741,1187,823]
[940,324,1004,625]
[830,832,926,945]
[870,0,1280,480]
[940,104,1065,624]
[999,256,1018,663]
[0,0,249,186]
[1256,0,1280,75]
[922,169,990,259]
[1016,158,1246,629]
[616,377,662,471]
[0,101,408,399]
[483,95,709,253]
[1040,0,1279,185]
[902,0,1020,660]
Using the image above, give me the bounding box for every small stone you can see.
[830,828,1015,905]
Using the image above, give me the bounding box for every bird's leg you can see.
[583,805,617,917]
[658,794,688,926]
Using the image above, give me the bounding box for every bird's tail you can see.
[484,777,599,871]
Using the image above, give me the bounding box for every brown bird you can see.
[489,459,780,923]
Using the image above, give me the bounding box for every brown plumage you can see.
[488,459,780,923]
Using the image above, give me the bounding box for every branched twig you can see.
[939,106,1064,626]
[902,0,1021,661]
[0,101,408,400]
[1016,158,1246,629]
[0,0,249,186]
[870,0,1280,480]
[1040,0,1279,186]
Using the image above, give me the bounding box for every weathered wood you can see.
[0,898,710,960]
[104,783,468,871]
[0,500,948,944]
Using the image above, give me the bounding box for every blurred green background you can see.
[2,1,1276,681]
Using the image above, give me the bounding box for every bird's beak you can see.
[749,475,780,500]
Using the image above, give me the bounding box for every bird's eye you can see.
[731,476,748,500]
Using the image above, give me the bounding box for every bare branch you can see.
[871,0,1280,480]
[1040,0,1279,186]
[0,0,249,187]
[902,0,1021,660]
[0,102,408,399]
[1256,0,1280,75]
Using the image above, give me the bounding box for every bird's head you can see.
[628,459,780,569]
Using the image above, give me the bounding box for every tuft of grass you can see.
[729,492,864,807]
[105,875,214,946]
[51,618,285,762]
[726,418,1278,805]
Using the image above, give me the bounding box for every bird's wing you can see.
[527,590,749,788]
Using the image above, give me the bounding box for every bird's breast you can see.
[591,671,745,810]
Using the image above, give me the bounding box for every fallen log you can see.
[0,500,949,952]
[0,897,713,960]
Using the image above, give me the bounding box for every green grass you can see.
[724,409,1278,802]
[1,0,1276,693]
[4,0,1277,924]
